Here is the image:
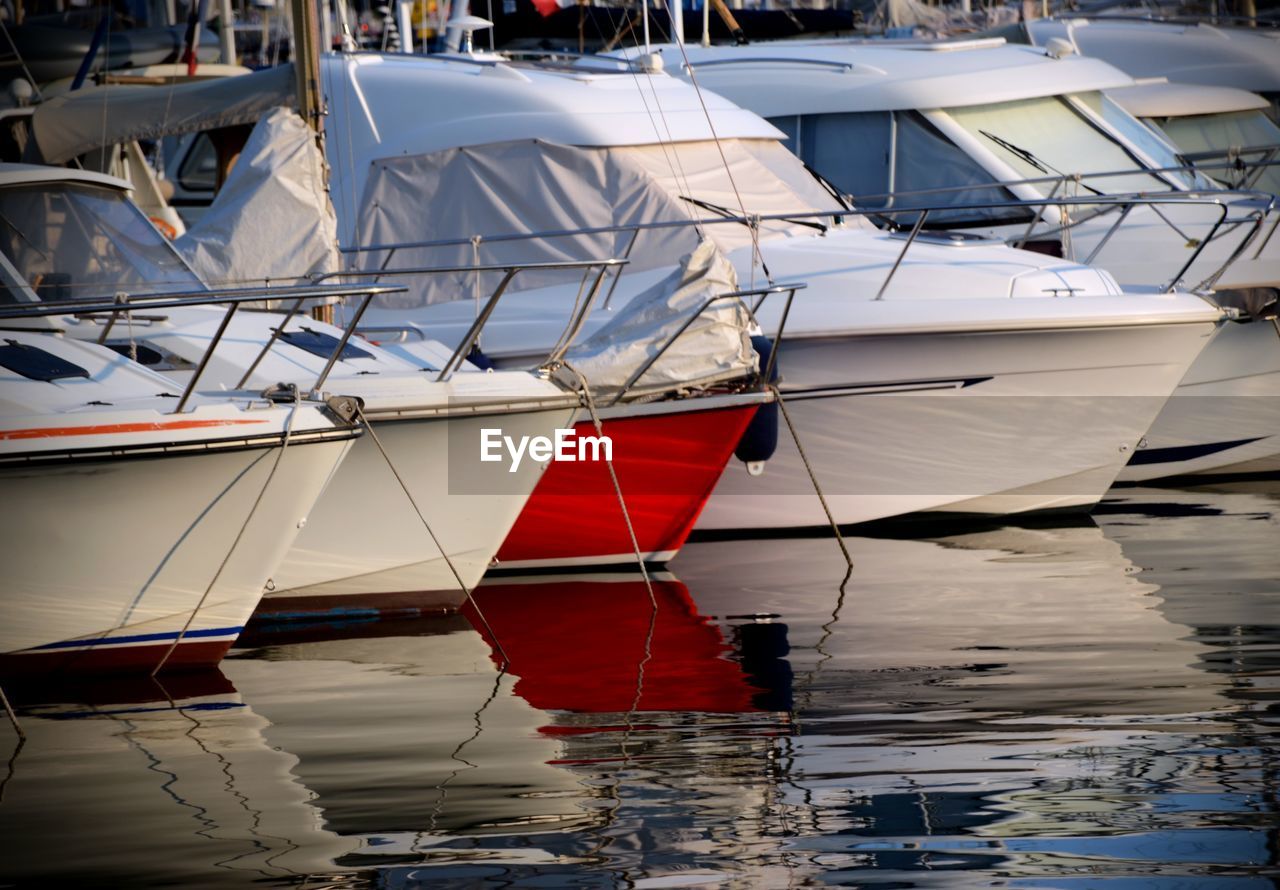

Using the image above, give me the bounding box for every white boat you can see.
[1020,17,1280,119]
[0,162,580,617]
[0,322,359,675]
[629,38,1280,292]
[636,38,1280,483]
[321,51,1224,529]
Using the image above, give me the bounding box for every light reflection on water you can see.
[0,483,1277,887]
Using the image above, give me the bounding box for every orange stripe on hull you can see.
[0,418,268,441]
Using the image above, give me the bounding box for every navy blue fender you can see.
[735,335,779,465]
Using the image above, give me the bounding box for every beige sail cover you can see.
[31,65,293,165]
[174,108,338,287]
[353,137,844,308]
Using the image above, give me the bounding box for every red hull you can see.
[496,402,758,567]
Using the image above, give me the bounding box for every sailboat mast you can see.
[291,0,325,135]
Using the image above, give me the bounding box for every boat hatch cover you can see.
[104,342,166,366]
[0,339,90,382]
[277,326,373,361]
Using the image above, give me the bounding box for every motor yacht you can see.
[635,38,1280,484]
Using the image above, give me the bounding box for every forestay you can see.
[353,137,846,308]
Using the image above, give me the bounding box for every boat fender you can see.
[466,344,495,370]
[734,335,778,473]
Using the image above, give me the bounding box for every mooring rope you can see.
[771,385,853,571]
[0,684,23,741]
[353,405,512,670]
[152,386,304,677]
[563,362,657,603]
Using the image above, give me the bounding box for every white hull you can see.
[2,686,359,883]
[1,431,355,669]
[261,406,576,613]
[698,317,1219,530]
[1119,319,1280,481]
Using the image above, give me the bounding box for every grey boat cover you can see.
[174,108,337,286]
[31,64,293,165]
[352,137,845,308]
[554,239,757,396]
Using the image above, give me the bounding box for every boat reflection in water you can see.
[223,572,796,878]
[225,612,599,869]
[3,488,1276,885]
[676,502,1280,883]
[0,672,357,885]
[466,572,786,715]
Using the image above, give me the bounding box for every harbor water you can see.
[2,481,1278,887]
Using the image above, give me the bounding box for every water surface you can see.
[2,483,1278,887]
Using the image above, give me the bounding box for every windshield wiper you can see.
[678,195,828,233]
[978,130,1105,197]
[799,160,853,214]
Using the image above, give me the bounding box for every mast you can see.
[290,0,333,321]
[290,0,325,136]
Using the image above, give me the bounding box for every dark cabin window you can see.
[278,326,373,361]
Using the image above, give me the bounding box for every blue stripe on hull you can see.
[31,625,245,651]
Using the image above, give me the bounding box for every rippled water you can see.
[2,482,1279,887]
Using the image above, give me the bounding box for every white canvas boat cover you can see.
[31,64,293,165]
[554,239,757,396]
[353,137,845,308]
[174,108,338,286]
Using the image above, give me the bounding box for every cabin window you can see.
[177,133,219,193]
[946,95,1166,196]
[769,110,1031,228]
[0,183,200,302]
[1155,109,1280,194]
[1070,92,1213,190]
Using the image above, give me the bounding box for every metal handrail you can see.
[678,56,865,72]
[338,189,1267,297]
[0,283,408,413]
[340,191,1261,256]
[313,258,630,383]
[0,283,407,320]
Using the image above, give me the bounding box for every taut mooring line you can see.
[772,385,853,576]
[354,406,512,669]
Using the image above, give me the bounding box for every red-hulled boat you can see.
[494,393,764,569]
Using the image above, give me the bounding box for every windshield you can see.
[1071,92,1216,190]
[945,95,1170,196]
[1156,109,1280,195]
[768,110,1032,229]
[0,182,200,304]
